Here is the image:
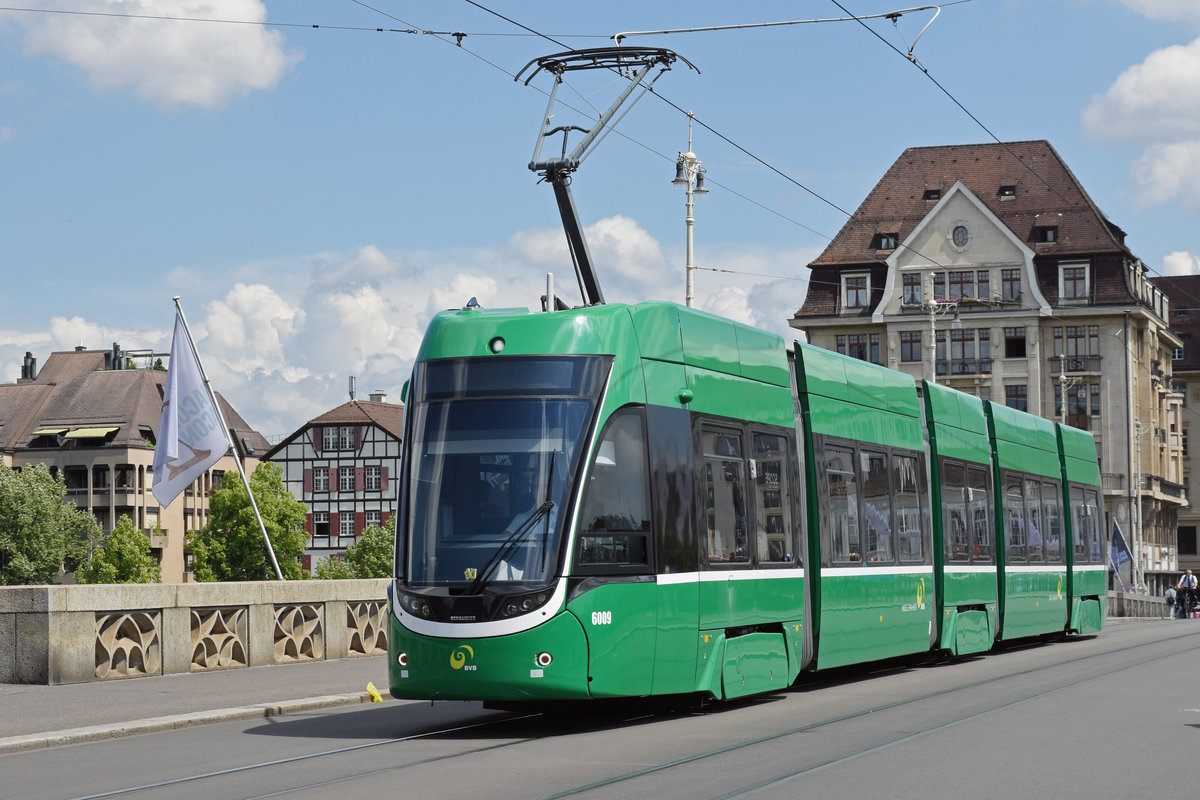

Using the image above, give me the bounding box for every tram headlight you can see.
[398,592,434,619]
[498,590,551,618]
[397,652,408,667]
[535,652,553,668]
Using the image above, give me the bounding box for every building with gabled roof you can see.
[264,390,403,573]
[0,346,269,582]
[792,140,1185,592]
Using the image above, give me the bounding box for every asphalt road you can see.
[2,618,1195,800]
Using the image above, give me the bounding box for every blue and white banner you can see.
[151,313,228,508]
[1110,520,1133,585]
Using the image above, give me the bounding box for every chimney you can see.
[369,390,387,403]
[20,352,37,382]
[348,375,357,401]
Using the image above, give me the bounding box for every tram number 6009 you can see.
[590,611,613,626]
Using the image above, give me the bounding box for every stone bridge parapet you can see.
[0,579,390,685]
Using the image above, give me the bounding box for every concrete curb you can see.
[0,692,384,755]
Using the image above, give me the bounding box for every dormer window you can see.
[923,189,941,202]
[842,273,870,311]
[872,232,898,250]
[998,185,1016,199]
[1036,226,1058,243]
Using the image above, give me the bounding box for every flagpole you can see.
[172,297,285,581]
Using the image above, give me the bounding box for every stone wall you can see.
[0,579,390,685]
[1108,589,1168,619]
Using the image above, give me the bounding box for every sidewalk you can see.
[0,654,391,754]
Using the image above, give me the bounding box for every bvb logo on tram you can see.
[450,645,477,671]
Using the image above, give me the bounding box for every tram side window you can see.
[1004,474,1026,562]
[825,447,860,563]
[942,461,968,563]
[1070,486,1086,562]
[576,412,651,571]
[704,431,749,564]
[860,450,894,563]
[894,454,925,563]
[967,466,993,562]
[753,433,795,563]
[1042,480,1063,564]
[1024,478,1044,563]
[1086,489,1102,562]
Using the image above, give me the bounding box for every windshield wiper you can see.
[467,499,553,595]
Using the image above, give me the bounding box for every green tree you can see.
[345,516,395,578]
[186,462,308,581]
[314,516,395,579]
[75,514,162,584]
[0,464,101,585]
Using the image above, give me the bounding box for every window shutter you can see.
[382,466,389,493]
[355,511,365,536]
[301,554,312,573]
[354,426,362,452]
[329,511,337,533]
[303,469,312,494]
[305,512,313,535]
[381,510,391,527]
[355,467,364,492]
[312,426,322,452]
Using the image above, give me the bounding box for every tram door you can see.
[571,410,658,698]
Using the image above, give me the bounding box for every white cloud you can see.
[1127,141,1200,206]
[1161,250,1200,276]
[7,218,811,439]
[17,1,301,110]
[1117,1,1200,25]
[1082,38,1200,143]
[1082,35,1200,207]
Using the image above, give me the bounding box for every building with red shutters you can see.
[265,389,404,573]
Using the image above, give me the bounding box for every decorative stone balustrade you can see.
[0,579,389,685]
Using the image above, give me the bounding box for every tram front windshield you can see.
[403,355,610,590]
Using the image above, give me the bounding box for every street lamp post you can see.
[672,111,707,308]
[923,274,961,384]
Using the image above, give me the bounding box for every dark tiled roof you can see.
[264,399,406,459]
[0,349,268,455]
[795,140,1145,319]
[311,400,405,437]
[811,140,1131,268]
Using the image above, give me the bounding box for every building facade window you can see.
[339,466,355,492]
[1006,384,1028,411]
[1053,325,1099,357]
[902,273,921,304]
[1174,347,1185,361]
[900,331,922,362]
[313,467,329,493]
[844,274,869,309]
[1059,262,1089,302]
[365,465,382,491]
[977,270,990,300]
[1055,382,1100,430]
[322,427,338,451]
[339,514,356,538]
[949,270,974,300]
[837,333,880,364]
[338,426,355,450]
[313,511,330,538]
[1004,327,1026,358]
[366,510,382,529]
[1001,268,1021,300]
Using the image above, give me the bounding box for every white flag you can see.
[152,313,228,508]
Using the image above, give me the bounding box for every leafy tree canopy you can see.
[186,462,308,581]
[0,463,101,585]
[75,514,162,584]
[315,516,395,580]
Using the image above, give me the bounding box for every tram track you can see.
[65,627,1200,800]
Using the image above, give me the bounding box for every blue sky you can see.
[3,0,1200,439]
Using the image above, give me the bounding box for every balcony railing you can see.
[1049,354,1101,373]
[1101,473,1125,492]
[936,358,993,377]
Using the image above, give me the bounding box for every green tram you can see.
[388,300,1104,704]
